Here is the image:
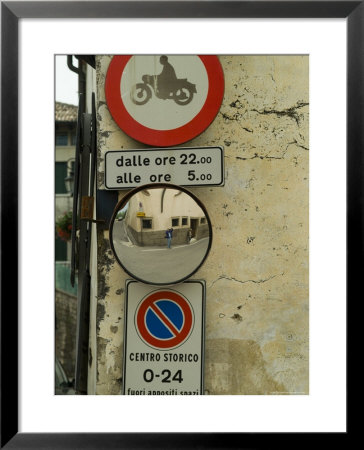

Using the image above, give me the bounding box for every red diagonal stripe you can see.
[149,302,181,337]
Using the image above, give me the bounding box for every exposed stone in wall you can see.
[55,289,77,379]
[94,55,309,395]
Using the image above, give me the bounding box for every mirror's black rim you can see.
[109,182,213,285]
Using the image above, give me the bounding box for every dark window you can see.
[182,217,188,226]
[55,162,68,194]
[200,217,206,224]
[71,133,77,145]
[172,218,179,227]
[55,237,67,261]
[142,219,152,229]
[56,133,68,146]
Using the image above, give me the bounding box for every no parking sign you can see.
[123,280,205,395]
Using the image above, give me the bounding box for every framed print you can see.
[1,1,353,448]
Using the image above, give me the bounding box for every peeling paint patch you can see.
[96,337,109,383]
[97,232,114,301]
[229,99,244,109]
[230,313,243,323]
[221,111,242,122]
[96,302,105,334]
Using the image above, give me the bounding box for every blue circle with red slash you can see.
[135,290,194,350]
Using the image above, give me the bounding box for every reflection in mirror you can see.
[110,184,212,285]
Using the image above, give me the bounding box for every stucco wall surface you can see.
[94,55,309,395]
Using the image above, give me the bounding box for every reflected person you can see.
[165,228,173,249]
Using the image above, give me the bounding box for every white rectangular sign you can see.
[104,146,224,189]
[123,280,205,395]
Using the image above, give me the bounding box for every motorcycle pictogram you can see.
[130,55,197,106]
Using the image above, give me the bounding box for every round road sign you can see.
[135,290,194,350]
[105,55,224,147]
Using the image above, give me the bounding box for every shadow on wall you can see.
[204,338,287,395]
[55,289,77,380]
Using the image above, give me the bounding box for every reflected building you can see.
[120,188,208,246]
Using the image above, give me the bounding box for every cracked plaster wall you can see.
[93,55,309,395]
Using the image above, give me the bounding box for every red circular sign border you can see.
[135,290,194,350]
[105,55,224,147]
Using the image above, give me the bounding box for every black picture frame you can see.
[1,1,353,448]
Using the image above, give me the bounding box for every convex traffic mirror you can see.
[109,183,212,285]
